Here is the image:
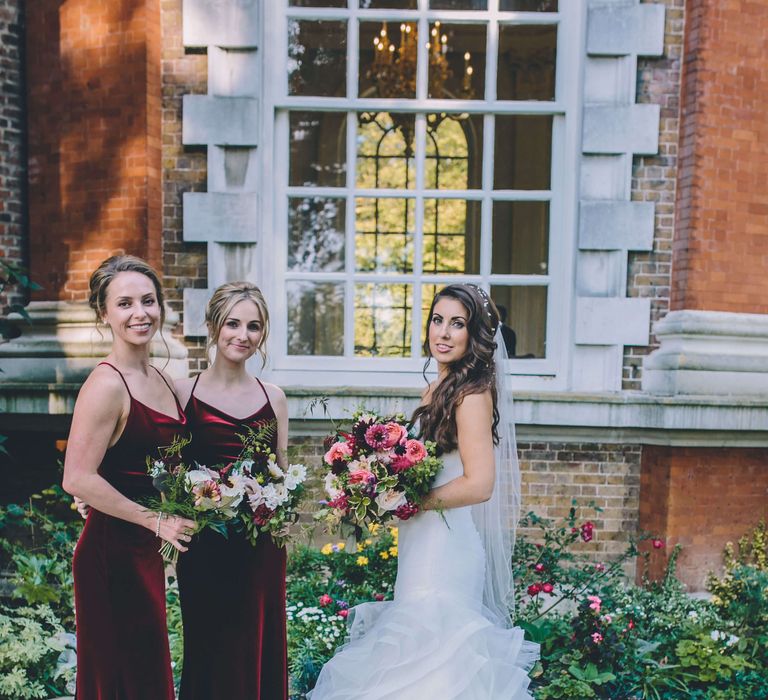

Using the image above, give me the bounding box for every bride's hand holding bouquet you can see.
[316,409,442,534]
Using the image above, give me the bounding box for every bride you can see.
[309,284,538,699]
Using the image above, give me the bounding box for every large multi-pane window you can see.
[268,0,575,382]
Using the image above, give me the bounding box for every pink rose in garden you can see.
[325,441,352,466]
[587,595,602,612]
[319,594,333,607]
[382,422,408,449]
[374,593,386,601]
[581,521,594,543]
[542,582,554,594]
[337,609,349,619]
[594,562,606,572]
[652,538,665,549]
[534,563,545,573]
[527,583,542,596]
[591,632,603,644]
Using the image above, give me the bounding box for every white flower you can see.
[284,463,307,491]
[239,458,255,472]
[149,460,167,477]
[263,483,290,509]
[324,472,343,499]
[376,489,407,512]
[267,459,284,479]
[219,474,246,509]
[348,456,371,472]
[247,483,265,509]
[185,468,219,488]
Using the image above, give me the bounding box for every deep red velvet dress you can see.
[72,362,188,700]
[176,376,288,700]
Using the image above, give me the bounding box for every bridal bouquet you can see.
[145,424,308,563]
[316,409,442,534]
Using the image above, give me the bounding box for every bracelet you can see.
[154,512,163,538]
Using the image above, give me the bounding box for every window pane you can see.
[287,282,345,356]
[423,199,481,274]
[498,25,556,101]
[289,112,347,187]
[428,23,486,100]
[288,197,346,272]
[355,283,412,356]
[357,112,416,189]
[356,197,414,272]
[359,22,418,99]
[360,0,417,9]
[425,113,483,189]
[500,0,558,10]
[288,20,347,97]
[430,0,488,9]
[491,201,549,275]
[494,115,552,190]
[291,0,346,6]
[490,285,546,358]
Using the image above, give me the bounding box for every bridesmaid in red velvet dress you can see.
[63,255,196,700]
[175,282,289,700]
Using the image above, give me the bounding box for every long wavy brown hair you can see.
[412,284,501,453]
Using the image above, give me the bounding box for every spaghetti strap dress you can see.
[72,362,188,700]
[176,376,288,700]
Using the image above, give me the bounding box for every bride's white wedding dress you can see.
[308,451,539,699]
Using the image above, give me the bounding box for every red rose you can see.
[337,609,349,618]
[652,538,665,549]
[542,582,554,594]
[527,583,542,596]
[534,563,545,573]
[374,593,385,601]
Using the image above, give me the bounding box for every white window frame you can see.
[260,0,584,391]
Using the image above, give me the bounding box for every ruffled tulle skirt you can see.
[308,592,538,700]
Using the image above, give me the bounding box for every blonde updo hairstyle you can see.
[88,255,166,325]
[205,282,270,366]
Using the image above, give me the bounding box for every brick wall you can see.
[25,0,163,301]
[640,446,768,590]
[671,0,768,313]
[0,0,25,308]
[160,0,208,372]
[623,0,685,390]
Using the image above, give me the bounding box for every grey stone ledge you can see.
[579,200,655,251]
[183,95,260,146]
[587,3,666,57]
[183,192,259,243]
[183,0,260,49]
[583,104,660,155]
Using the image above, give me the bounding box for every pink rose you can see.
[319,594,333,607]
[527,583,542,596]
[534,563,545,573]
[587,595,602,612]
[382,422,408,449]
[337,609,349,619]
[348,469,375,485]
[324,441,352,466]
[405,439,427,465]
[652,538,665,549]
[591,632,603,644]
[390,453,415,472]
[542,582,554,594]
[374,593,385,601]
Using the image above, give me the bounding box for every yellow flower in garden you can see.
[389,546,398,557]
[364,538,372,545]
[321,543,333,555]
[380,551,389,560]
[357,543,364,553]
[357,556,369,566]
[368,523,381,535]
[336,542,346,551]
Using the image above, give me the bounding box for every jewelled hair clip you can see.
[465,283,497,335]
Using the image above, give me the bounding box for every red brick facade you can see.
[640,446,768,590]
[25,0,163,301]
[0,0,25,307]
[672,0,768,313]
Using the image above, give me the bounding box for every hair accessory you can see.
[465,283,497,334]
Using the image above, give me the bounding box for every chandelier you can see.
[361,21,475,153]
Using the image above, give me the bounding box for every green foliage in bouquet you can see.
[0,604,74,699]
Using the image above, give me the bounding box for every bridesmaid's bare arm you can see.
[63,366,195,548]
